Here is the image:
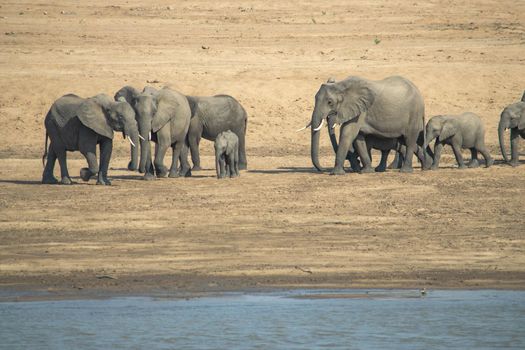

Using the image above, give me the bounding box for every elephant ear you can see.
[439,120,456,141]
[151,91,177,132]
[336,79,375,125]
[77,99,114,140]
[519,105,525,130]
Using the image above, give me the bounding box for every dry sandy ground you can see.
[0,0,524,298]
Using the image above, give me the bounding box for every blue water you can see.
[1,290,524,349]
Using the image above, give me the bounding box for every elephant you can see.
[214,130,240,179]
[115,86,192,179]
[498,101,525,166]
[186,95,248,171]
[521,90,525,102]
[304,75,430,174]
[426,112,493,169]
[42,93,139,185]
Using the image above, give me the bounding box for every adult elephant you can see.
[305,75,429,174]
[114,85,157,172]
[498,101,525,166]
[42,93,139,185]
[115,86,192,179]
[186,95,248,170]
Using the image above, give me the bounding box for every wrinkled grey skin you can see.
[310,76,430,175]
[114,85,156,172]
[427,112,493,169]
[498,102,525,166]
[115,86,192,179]
[42,93,139,185]
[214,130,240,179]
[186,95,247,171]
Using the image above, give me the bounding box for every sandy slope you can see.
[0,0,524,297]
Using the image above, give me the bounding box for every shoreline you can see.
[2,270,524,302]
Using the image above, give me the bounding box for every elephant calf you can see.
[214,130,239,179]
[426,112,493,169]
[42,93,139,185]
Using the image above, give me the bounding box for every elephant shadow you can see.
[248,167,321,174]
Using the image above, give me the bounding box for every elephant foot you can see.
[80,168,95,182]
[60,176,74,185]
[458,164,468,170]
[239,163,247,170]
[96,178,112,186]
[399,166,414,173]
[485,158,494,168]
[143,173,156,181]
[330,167,345,176]
[191,165,202,171]
[510,161,520,167]
[168,171,180,178]
[127,161,138,172]
[230,172,239,178]
[42,176,59,185]
[361,166,375,174]
[467,159,479,168]
[430,165,439,171]
[138,166,146,174]
[156,166,169,178]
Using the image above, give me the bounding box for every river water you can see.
[1,289,524,349]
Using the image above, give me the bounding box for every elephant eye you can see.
[327,99,333,106]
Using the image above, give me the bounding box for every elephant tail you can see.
[42,131,49,167]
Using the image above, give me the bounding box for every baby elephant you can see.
[426,112,493,169]
[214,130,239,179]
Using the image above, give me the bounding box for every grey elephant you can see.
[303,75,430,174]
[426,112,493,169]
[115,86,192,180]
[498,101,525,166]
[186,95,248,171]
[42,93,139,185]
[214,130,240,179]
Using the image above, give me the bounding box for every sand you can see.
[0,0,524,298]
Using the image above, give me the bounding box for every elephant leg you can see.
[50,135,72,185]
[237,128,247,170]
[468,148,479,168]
[387,151,401,169]
[219,156,226,179]
[477,144,494,167]
[400,133,417,173]
[375,150,390,172]
[154,128,170,178]
[188,120,203,171]
[355,136,373,173]
[331,124,354,175]
[415,145,431,170]
[228,152,237,178]
[96,139,112,185]
[235,148,240,176]
[347,150,361,172]
[510,128,520,166]
[79,128,99,182]
[451,141,466,169]
[431,142,444,170]
[42,142,58,184]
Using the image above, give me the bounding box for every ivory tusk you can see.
[149,131,152,141]
[138,134,146,141]
[313,119,324,131]
[332,123,337,129]
[128,136,136,147]
[296,122,311,132]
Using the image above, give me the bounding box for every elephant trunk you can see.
[123,121,140,169]
[327,116,338,153]
[498,121,509,163]
[138,119,152,173]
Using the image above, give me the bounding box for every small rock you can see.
[201,45,209,50]
[43,11,47,15]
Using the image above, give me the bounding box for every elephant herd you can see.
[42,86,248,184]
[302,75,525,174]
[41,76,525,185]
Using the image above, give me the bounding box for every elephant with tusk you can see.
[306,75,431,174]
[498,101,525,166]
[42,93,139,185]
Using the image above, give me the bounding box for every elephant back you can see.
[48,94,84,128]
